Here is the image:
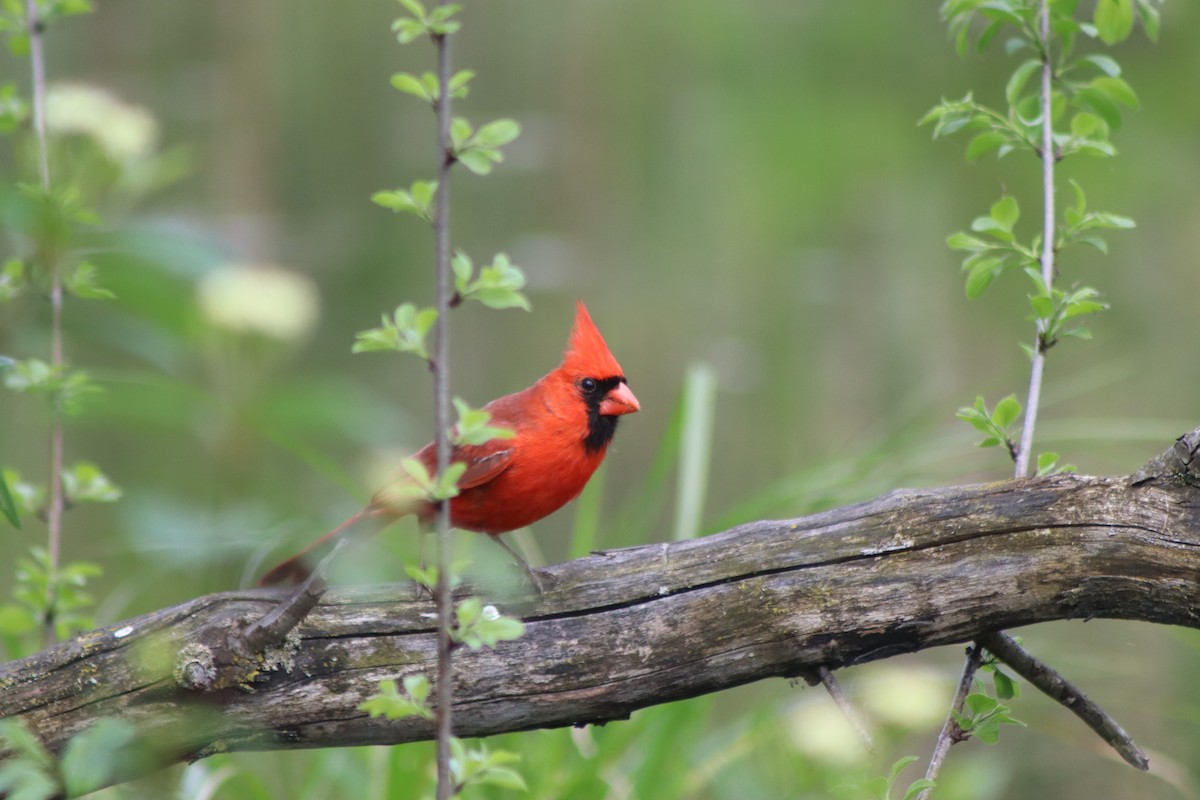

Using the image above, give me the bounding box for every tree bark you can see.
[3,429,1200,791]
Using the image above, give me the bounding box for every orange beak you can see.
[599,381,640,416]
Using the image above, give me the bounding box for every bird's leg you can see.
[412,521,435,600]
[492,534,544,594]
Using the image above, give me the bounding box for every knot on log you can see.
[174,614,300,693]
[1131,426,1200,487]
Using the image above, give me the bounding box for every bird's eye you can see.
[580,378,597,392]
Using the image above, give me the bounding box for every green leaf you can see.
[359,677,435,721]
[905,780,937,800]
[352,304,437,359]
[402,673,430,703]
[992,395,1021,429]
[1069,111,1100,139]
[1076,86,1122,129]
[409,180,436,209]
[452,250,473,293]
[965,130,1008,161]
[371,180,437,221]
[1091,76,1138,108]
[476,766,528,791]
[1136,0,1160,41]
[60,719,137,797]
[1030,294,1054,319]
[992,669,1018,700]
[965,258,1003,299]
[392,17,424,44]
[404,563,438,589]
[65,261,114,300]
[432,462,468,501]
[472,119,520,148]
[457,147,501,175]
[390,72,432,103]
[451,397,516,446]
[0,469,19,528]
[62,462,122,504]
[1094,0,1134,44]
[990,195,1019,231]
[946,231,992,252]
[1005,59,1040,106]
[0,603,37,636]
[1081,53,1122,77]
[447,69,475,98]
[450,117,473,150]
[0,258,25,302]
[397,0,428,22]
[401,457,433,492]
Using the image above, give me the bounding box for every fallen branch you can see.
[4,428,1200,792]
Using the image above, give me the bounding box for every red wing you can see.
[455,444,515,489]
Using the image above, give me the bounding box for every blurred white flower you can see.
[857,664,948,728]
[46,82,159,164]
[785,700,862,766]
[197,264,320,341]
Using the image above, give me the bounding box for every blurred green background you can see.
[3,1,1200,797]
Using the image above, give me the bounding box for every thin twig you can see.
[917,644,984,800]
[924,5,1056,796]
[26,0,65,648]
[978,631,1148,770]
[431,8,455,799]
[816,666,876,755]
[1013,0,1055,480]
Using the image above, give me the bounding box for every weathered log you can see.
[3,428,1199,791]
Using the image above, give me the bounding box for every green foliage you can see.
[3,546,102,645]
[979,655,1020,701]
[956,395,1021,458]
[945,194,1038,299]
[928,0,1152,468]
[360,675,435,721]
[401,456,467,503]
[61,461,122,505]
[1034,451,1075,476]
[452,596,525,649]
[450,397,515,446]
[372,179,438,222]
[1,358,101,415]
[392,0,461,43]
[352,303,438,359]
[0,468,20,528]
[64,260,114,299]
[842,756,935,800]
[391,70,474,105]
[0,0,93,57]
[0,719,58,800]
[0,468,44,522]
[952,693,1026,745]
[1024,276,1107,353]
[451,251,531,311]
[0,717,138,799]
[0,257,24,300]
[0,83,29,132]
[449,117,521,175]
[447,738,527,794]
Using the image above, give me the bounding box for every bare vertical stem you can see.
[26,0,65,647]
[923,6,1056,796]
[1014,0,1055,480]
[431,9,455,799]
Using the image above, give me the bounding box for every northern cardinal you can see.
[259,300,639,587]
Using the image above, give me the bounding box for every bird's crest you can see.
[562,300,623,379]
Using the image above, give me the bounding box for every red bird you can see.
[260,300,639,587]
